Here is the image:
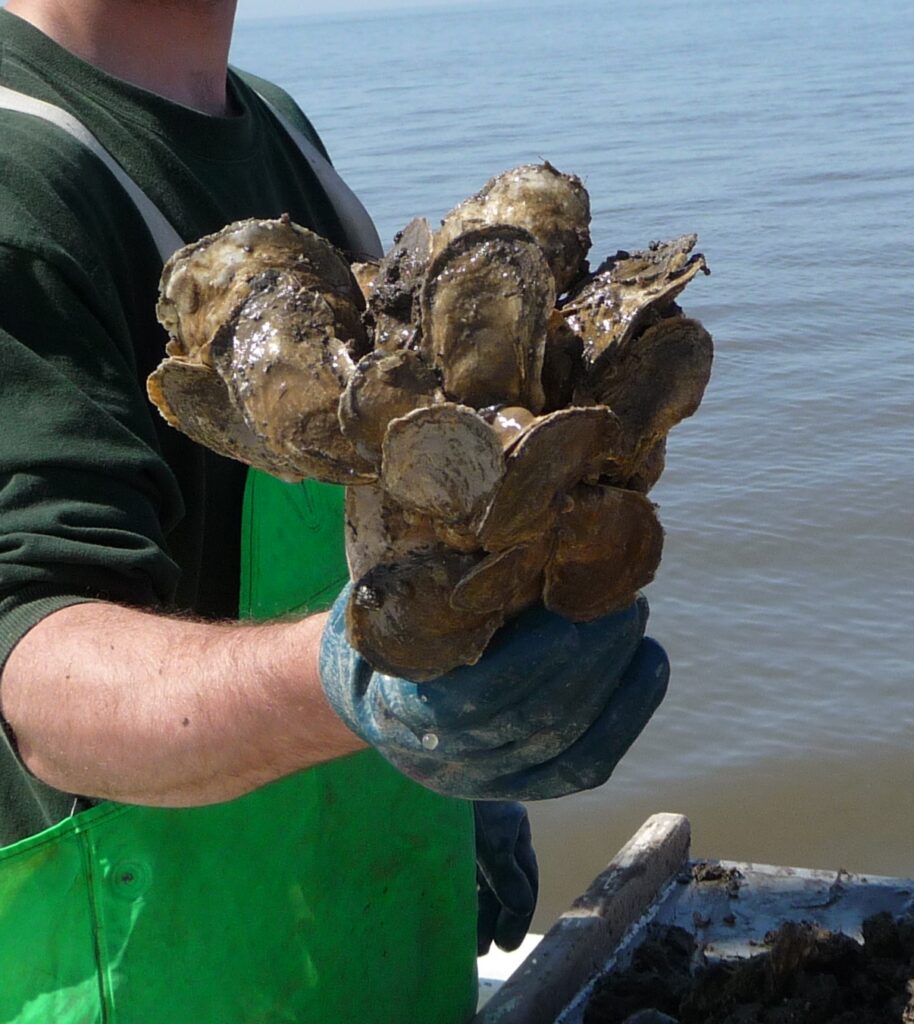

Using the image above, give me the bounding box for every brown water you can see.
[233,0,914,925]
[529,746,914,929]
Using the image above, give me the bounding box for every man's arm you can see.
[1,602,366,807]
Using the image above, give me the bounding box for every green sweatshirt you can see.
[0,10,355,845]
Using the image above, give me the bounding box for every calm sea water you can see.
[231,0,914,925]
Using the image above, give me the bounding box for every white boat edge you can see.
[477,933,545,1011]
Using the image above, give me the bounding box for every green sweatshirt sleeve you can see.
[0,242,184,673]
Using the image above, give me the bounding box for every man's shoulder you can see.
[231,69,333,163]
[0,107,151,269]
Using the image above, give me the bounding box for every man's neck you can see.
[4,0,239,116]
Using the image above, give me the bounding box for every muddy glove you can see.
[475,801,538,955]
[319,585,669,801]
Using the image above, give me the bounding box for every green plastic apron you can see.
[0,85,477,1023]
[0,475,478,1024]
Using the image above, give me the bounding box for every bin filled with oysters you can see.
[149,163,712,681]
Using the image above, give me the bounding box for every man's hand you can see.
[474,801,538,956]
[319,586,669,801]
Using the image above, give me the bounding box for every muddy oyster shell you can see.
[433,162,591,295]
[478,406,627,552]
[339,348,443,467]
[365,217,434,352]
[380,403,505,528]
[347,547,504,682]
[150,217,374,484]
[562,234,709,374]
[420,225,554,412]
[148,166,713,682]
[543,484,664,619]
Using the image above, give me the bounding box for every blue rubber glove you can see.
[319,584,669,800]
[475,801,538,955]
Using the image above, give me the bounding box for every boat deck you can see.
[474,813,914,1023]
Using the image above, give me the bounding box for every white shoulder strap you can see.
[0,83,383,263]
[253,92,383,260]
[0,84,185,262]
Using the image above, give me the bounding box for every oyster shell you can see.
[433,162,591,295]
[479,405,627,552]
[541,310,585,412]
[420,225,554,412]
[543,484,664,619]
[147,169,713,682]
[620,437,667,494]
[157,217,367,363]
[368,217,434,352]
[562,234,709,374]
[380,403,505,527]
[347,548,503,682]
[151,217,375,485]
[451,538,552,618]
[147,358,298,479]
[591,317,714,472]
[344,483,440,583]
[339,348,443,466]
[213,270,375,483]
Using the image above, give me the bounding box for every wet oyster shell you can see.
[590,316,713,471]
[541,310,585,412]
[543,484,664,619]
[619,437,667,494]
[563,234,709,375]
[479,405,627,552]
[146,358,299,479]
[381,403,505,527]
[212,271,375,484]
[420,226,554,412]
[344,483,441,583]
[157,217,367,364]
[369,217,434,352]
[339,348,443,466]
[152,217,374,483]
[433,162,591,295]
[349,259,379,306]
[451,538,552,618]
[347,548,503,682]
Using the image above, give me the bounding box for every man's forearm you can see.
[0,602,367,806]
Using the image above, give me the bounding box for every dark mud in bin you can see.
[583,912,914,1024]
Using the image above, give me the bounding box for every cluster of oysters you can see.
[149,163,712,681]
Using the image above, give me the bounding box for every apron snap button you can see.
[109,859,152,900]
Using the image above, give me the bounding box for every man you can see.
[0,2,669,1021]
